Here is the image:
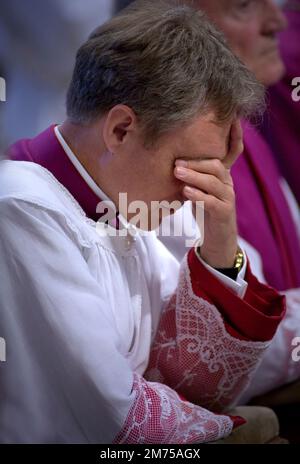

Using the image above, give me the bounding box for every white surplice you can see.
[0,142,284,443]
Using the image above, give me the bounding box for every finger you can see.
[223,119,244,169]
[175,158,230,183]
[182,186,225,217]
[174,167,232,201]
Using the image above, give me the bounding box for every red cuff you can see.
[229,415,247,429]
[188,248,285,342]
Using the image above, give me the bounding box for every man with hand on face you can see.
[1,1,285,443]
[160,0,300,404]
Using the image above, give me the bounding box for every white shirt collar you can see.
[54,125,112,204]
[54,125,139,236]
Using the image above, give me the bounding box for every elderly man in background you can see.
[262,0,300,203]
[157,0,300,404]
[0,1,285,443]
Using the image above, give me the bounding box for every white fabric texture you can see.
[239,287,300,403]
[0,160,272,443]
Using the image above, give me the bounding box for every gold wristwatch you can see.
[233,246,244,273]
[215,246,244,280]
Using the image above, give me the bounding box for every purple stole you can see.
[232,121,300,291]
[7,125,101,221]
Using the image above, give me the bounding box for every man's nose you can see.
[263,0,288,35]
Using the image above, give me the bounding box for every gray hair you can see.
[66,0,264,145]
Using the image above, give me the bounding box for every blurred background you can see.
[0,0,292,152]
[0,0,133,151]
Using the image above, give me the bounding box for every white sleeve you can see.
[280,178,300,240]
[0,197,135,443]
[238,286,300,403]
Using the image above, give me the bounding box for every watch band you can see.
[215,247,244,281]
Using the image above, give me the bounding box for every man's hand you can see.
[174,120,244,269]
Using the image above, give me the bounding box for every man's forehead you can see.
[196,113,232,137]
[185,118,231,161]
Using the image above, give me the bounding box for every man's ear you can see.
[102,105,137,153]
